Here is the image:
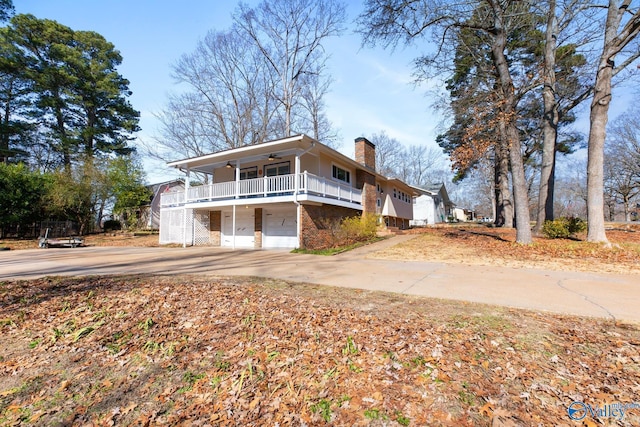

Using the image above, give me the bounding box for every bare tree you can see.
[145,28,277,166]
[604,109,640,221]
[368,130,448,186]
[369,130,402,177]
[536,0,562,232]
[554,157,588,217]
[451,160,495,218]
[586,0,640,242]
[398,144,446,187]
[297,70,340,147]
[235,0,346,137]
[150,1,345,165]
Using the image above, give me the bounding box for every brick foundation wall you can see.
[254,208,263,249]
[209,211,221,246]
[300,204,361,250]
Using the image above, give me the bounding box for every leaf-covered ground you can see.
[375,225,640,275]
[1,275,639,426]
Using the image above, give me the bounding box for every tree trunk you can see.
[490,12,532,244]
[586,0,640,242]
[586,5,620,243]
[495,126,513,228]
[0,79,13,163]
[507,123,533,242]
[623,195,630,222]
[536,0,559,233]
[586,60,611,242]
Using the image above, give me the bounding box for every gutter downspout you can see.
[294,142,315,249]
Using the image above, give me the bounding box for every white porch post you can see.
[232,204,236,250]
[233,162,240,250]
[183,167,190,248]
[296,203,301,249]
[235,161,241,199]
[294,154,300,197]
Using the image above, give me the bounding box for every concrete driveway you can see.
[1,236,639,323]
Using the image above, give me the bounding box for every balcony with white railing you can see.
[160,172,362,207]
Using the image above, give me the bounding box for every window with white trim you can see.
[265,161,290,177]
[240,166,258,180]
[332,165,350,183]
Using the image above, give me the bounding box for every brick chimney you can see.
[355,137,376,172]
[354,137,377,215]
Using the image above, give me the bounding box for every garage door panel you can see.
[264,207,297,248]
[222,210,255,247]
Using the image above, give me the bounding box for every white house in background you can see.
[452,206,467,222]
[158,134,418,249]
[409,183,453,226]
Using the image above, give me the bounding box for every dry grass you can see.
[372,224,640,275]
[0,232,160,251]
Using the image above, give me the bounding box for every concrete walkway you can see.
[1,235,638,323]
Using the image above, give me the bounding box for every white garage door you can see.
[222,209,255,248]
[263,207,298,248]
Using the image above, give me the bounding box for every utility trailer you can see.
[38,228,84,248]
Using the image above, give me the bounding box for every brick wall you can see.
[356,169,377,215]
[209,211,221,246]
[354,137,377,216]
[355,137,376,171]
[300,204,361,249]
[254,208,263,249]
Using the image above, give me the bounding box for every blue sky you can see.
[14,1,637,188]
[15,0,442,183]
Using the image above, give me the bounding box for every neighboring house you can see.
[159,134,417,249]
[463,208,476,222]
[452,207,467,222]
[145,180,185,229]
[115,180,185,230]
[451,207,476,222]
[410,183,453,226]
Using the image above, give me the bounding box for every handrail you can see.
[160,172,362,206]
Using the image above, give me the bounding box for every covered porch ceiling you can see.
[167,134,318,175]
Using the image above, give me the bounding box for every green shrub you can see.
[542,217,586,239]
[340,214,378,244]
[566,216,587,234]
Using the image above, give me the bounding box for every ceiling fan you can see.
[267,153,282,161]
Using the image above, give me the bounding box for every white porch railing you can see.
[160,172,362,207]
[300,172,361,202]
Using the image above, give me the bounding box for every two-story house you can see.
[159,134,417,249]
